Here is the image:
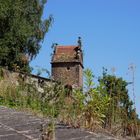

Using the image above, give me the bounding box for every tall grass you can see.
[1,68,139,138]
[0,74,63,117]
[0,69,110,133]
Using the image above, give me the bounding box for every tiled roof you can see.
[52,46,81,63]
[56,46,77,54]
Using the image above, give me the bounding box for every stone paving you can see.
[0,106,119,140]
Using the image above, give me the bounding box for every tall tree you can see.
[98,68,136,131]
[0,0,52,72]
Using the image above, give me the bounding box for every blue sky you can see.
[30,0,140,116]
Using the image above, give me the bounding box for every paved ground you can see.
[0,106,120,140]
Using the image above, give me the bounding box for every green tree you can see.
[98,68,137,134]
[0,0,52,72]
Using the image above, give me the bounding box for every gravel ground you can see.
[0,106,133,140]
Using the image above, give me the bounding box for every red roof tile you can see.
[51,46,77,62]
[55,46,77,54]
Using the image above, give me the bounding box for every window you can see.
[67,66,70,70]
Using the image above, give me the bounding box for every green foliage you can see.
[0,77,64,120]
[84,68,94,90]
[0,0,52,72]
[82,69,110,130]
[98,68,139,136]
[0,68,110,132]
[0,68,139,136]
[58,69,110,131]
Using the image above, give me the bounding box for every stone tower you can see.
[51,38,84,88]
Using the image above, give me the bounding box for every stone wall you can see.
[52,62,82,88]
[0,68,54,93]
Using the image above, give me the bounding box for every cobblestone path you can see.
[0,106,119,140]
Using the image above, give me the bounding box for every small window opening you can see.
[67,66,70,70]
